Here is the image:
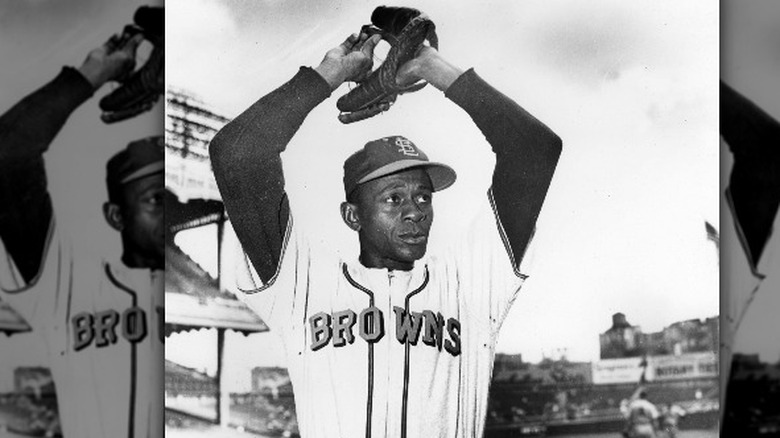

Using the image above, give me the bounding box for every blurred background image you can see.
[720,0,780,436]
[0,0,163,437]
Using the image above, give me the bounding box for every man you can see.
[0,32,164,438]
[720,81,780,434]
[623,388,659,438]
[210,29,561,438]
[659,403,686,438]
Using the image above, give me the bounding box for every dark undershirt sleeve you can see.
[446,69,562,266]
[209,67,332,283]
[0,67,94,283]
[721,81,780,266]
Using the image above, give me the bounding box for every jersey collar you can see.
[342,258,429,301]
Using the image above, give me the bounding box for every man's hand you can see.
[78,32,144,90]
[396,46,464,93]
[314,33,382,91]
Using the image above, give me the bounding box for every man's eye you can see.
[417,193,432,203]
[385,194,401,204]
[148,194,163,205]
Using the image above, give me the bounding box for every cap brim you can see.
[120,161,164,184]
[357,159,457,192]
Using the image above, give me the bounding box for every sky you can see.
[165,0,721,386]
[0,0,163,390]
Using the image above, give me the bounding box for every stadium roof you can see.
[165,242,268,336]
[164,186,267,336]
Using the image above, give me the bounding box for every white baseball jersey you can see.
[0,217,164,438]
[235,190,536,438]
[626,398,659,422]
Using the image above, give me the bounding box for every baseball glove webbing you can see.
[99,6,164,124]
[336,6,438,124]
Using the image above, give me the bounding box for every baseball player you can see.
[622,389,660,438]
[659,403,686,438]
[210,29,562,438]
[0,31,164,438]
[720,82,780,434]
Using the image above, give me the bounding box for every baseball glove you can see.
[99,6,164,124]
[336,6,438,124]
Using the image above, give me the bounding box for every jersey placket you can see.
[367,268,391,438]
[343,265,426,438]
[384,270,404,438]
[386,269,424,438]
[349,266,395,438]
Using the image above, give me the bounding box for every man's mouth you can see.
[399,232,428,245]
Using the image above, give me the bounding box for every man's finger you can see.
[119,33,144,54]
[360,34,382,57]
[104,33,123,51]
[339,33,360,51]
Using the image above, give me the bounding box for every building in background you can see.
[164,88,269,433]
[165,360,217,399]
[251,367,292,396]
[599,313,643,359]
[165,89,227,203]
[594,313,718,385]
[487,314,720,436]
[599,313,718,359]
[492,354,592,385]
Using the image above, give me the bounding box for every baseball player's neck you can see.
[359,252,414,272]
[121,250,163,271]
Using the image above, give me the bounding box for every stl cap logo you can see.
[395,137,419,157]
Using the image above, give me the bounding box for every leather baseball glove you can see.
[336,6,438,124]
[99,6,164,124]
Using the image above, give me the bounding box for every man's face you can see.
[118,173,165,267]
[351,168,434,271]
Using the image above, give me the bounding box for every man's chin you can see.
[400,244,428,262]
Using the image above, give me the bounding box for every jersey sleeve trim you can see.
[725,187,768,280]
[1,214,57,294]
[237,214,295,295]
[487,187,530,280]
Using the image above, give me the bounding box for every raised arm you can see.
[721,81,780,266]
[0,34,141,283]
[401,48,562,265]
[210,33,380,283]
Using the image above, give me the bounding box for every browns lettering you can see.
[308,306,461,356]
[71,306,158,351]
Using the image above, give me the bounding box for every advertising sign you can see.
[592,357,646,384]
[593,352,717,384]
[650,352,717,381]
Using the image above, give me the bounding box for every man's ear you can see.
[340,201,361,232]
[103,202,124,232]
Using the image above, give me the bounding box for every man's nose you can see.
[402,199,426,222]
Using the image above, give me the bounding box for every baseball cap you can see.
[106,136,164,196]
[343,135,457,197]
